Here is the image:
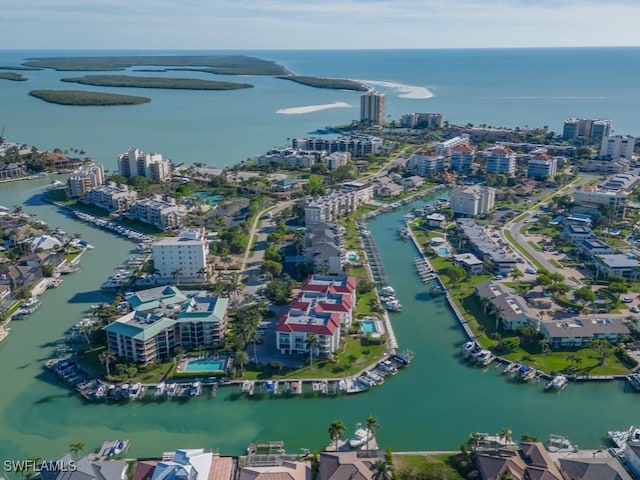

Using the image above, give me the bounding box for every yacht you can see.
[627,373,640,391]
[381,286,395,296]
[544,375,568,392]
[608,426,640,450]
[349,423,373,448]
[384,299,403,312]
[378,360,398,375]
[461,341,477,357]
[474,350,495,366]
[517,365,536,381]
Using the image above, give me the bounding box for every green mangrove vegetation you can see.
[0,65,42,71]
[0,72,28,81]
[22,55,290,75]
[29,90,151,106]
[60,75,253,90]
[279,75,368,91]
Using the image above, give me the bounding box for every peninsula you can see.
[29,90,151,106]
[60,75,253,90]
[278,75,368,91]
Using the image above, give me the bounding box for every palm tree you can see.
[197,266,210,284]
[365,414,380,452]
[490,304,505,331]
[498,427,512,445]
[305,334,319,367]
[373,459,393,480]
[468,432,486,450]
[99,350,116,377]
[69,441,85,458]
[234,350,249,377]
[480,297,491,315]
[116,364,126,377]
[328,420,346,451]
[171,268,184,285]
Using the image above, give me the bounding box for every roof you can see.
[133,461,158,480]
[542,317,630,338]
[276,310,341,335]
[559,456,632,480]
[126,285,189,311]
[239,461,309,480]
[453,253,483,266]
[33,454,128,480]
[597,254,640,269]
[103,310,176,341]
[177,296,228,323]
[153,449,212,480]
[319,452,378,480]
[301,275,356,294]
[476,443,562,480]
[451,144,475,153]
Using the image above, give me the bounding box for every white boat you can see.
[381,286,395,296]
[503,363,519,374]
[461,341,477,357]
[544,375,568,391]
[517,365,536,381]
[627,373,640,391]
[155,382,165,397]
[378,360,398,375]
[189,381,202,396]
[129,383,142,399]
[365,370,384,384]
[349,423,373,448]
[474,350,495,366]
[384,299,403,312]
[608,426,640,450]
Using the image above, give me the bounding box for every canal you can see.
[0,178,638,461]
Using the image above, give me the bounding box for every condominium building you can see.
[600,135,636,159]
[292,135,383,157]
[400,112,443,129]
[152,228,208,281]
[323,151,351,170]
[256,148,320,169]
[176,295,228,347]
[85,182,138,213]
[360,91,385,126]
[131,195,186,231]
[66,163,105,198]
[486,146,516,176]
[573,173,639,220]
[435,135,470,157]
[117,147,172,182]
[304,223,345,275]
[304,184,373,225]
[449,144,475,173]
[408,151,446,177]
[451,185,495,216]
[456,218,516,274]
[562,118,612,140]
[527,154,557,179]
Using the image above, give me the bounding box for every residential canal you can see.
[0,177,639,461]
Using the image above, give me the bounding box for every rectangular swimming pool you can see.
[360,320,379,334]
[184,358,226,372]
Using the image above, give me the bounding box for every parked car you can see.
[631,306,640,313]
[525,268,537,274]
[622,297,633,303]
[493,275,503,280]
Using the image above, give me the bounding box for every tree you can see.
[328,419,346,451]
[520,433,539,442]
[480,297,491,315]
[197,266,210,283]
[98,350,116,377]
[41,264,55,277]
[468,432,486,450]
[590,339,612,366]
[306,334,319,367]
[373,459,393,480]
[574,286,596,305]
[365,415,380,452]
[490,304,505,330]
[510,269,523,281]
[234,350,250,377]
[171,267,184,285]
[261,260,283,279]
[69,441,85,458]
[498,427,512,445]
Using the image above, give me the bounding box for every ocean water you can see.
[0,48,638,170]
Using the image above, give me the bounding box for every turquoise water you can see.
[438,247,450,256]
[191,192,224,206]
[360,321,378,334]
[184,358,226,372]
[0,48,639,169]
[346,251,359,261]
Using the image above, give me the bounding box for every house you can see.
[453,253,484,275]
[475,281,537,330]
[375,181,404,197]
[152,449,229,480]
[559,453,633,480]
[595,254,640,279]
[540,317,630,349]
[0,264,43,290]
[27,234,63,253]
[475,442,563,480]
[401,175,425,188]
[425,213,446,227]
[239,460,309,480]
[30,453,127,480]
[319,451,382,480]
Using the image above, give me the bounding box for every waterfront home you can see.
[133,461,158,480]
[85,182,138,213]
[557,452,633,480]
[0,284,10,301]
[475,442,563,480]
[402,175,425,188]
[239,460,309,480]
[319,451,383,480]
[373,178,404,197]
[0,264,42,290]
[29,453,128,480]
[475,282,537,330]
[304,223,345,275]
[426,212,446,227]
[453,253,484,275]
[594,254,640,279]
[152,228,208,282]
[152,449,233,480]
[291,290,353,332]
[540,317,630,349]
[26,234,62,252]
[176,295,228,347]
[0,162,27,180]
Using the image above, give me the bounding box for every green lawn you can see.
[393,453,467,480]
[77,346,176,383]
[504,230,545,271]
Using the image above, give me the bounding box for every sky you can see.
[3,0,640,50]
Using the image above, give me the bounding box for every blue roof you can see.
[551,215,564,224]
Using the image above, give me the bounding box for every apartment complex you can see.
[400,112,443,129]
[573,173,639,220]
[130,195,186,231]
[66,163,105,198]
[256,148,320,169]
[408,151,446,176]
[435,135,470,156]
[451,185,495,216]
[292,135,383,157]
[486,146,516,176]
[562,117,612,140]
[476,281,537,331]
[323,151,351,170]
[85,182,138,213]
[600,135,636,159]
[527,154,558,179]
[456,218,516,274]
[304,223,345,275]
[152,228,208,281]
[276,275,356,357]
[117,147,172,182]
[304,184,373,225]
[449,144,475,173]
[360,91,385,126]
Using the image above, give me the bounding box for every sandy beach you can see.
[358,80,433,99]
[276,101,351,115]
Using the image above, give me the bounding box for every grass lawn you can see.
[77,346,176,383]
[393,453,466,480]
[504,229,545,271]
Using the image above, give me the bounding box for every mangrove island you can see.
[60,74,254,90]
[29,89,151,106]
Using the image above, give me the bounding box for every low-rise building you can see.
[152,228,208,281]
[476,281,537,330]
[578,238,615,259]
[0,162,27,180]
[574,173,639,221]
[304,223,345,275]
[373,178,404,197]
[456,219,516,273]
[426,212,446,227]
[293,135,383,157]
[66,163,105,198]
[595,254,640,278]
[453,253,484,274]
[561,225,596,243]
[305,185,372,225]
[408,151,446,177]
[541,317,630,349]
[451,185,495,216]
[323,151,351,170]
[401,175,425,188]
[580,158,630,174]
[256,147,320,169]
[86,182,138,213]
[131,195,187,231]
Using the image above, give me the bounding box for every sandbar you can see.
[276,101,351,115]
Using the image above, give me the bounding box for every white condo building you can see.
[67,163,105,198]
[304,183,373,225]
[574,173,639,221]
[600,135,636,159]
[360,91,385,126]
[486,146,516,176]
[562,118,612,140]
[152,228,208,281]
[86,182,138,213]
[527,154,558,179]
[435,135,470,157]
[131,195,186,231]
[451,185,495,216]
[323,151,351,170]
[450,144,475,173]
[408,151,446,176]
[117,147,172,182]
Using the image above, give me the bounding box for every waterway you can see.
[1,179,639,461]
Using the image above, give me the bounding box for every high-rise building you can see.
[562,118,612,140]
[117,147,172,182]
[152,228,208,281]
[451,185,496,216]
[527,154,558,180]
[408,151,446,177]
[486,146,516,176]
[360,92,385,126]
[600,135,636,159]
[450,144,475,173]
[66,163,105,198]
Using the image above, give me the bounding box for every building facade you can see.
[85,182,138,213]
[305,184,373,225]
[449,144,475,173]
[323,151,351,170]
[527,154,557,179]
[451,185,495,216]
[131,195,186,231]
[486,146,516,176]
[117,147,172,182]
[360,91,385,126]
[400,112,443,129]
[600,135,636,159]
[292,135,383,157]
[563,118,612,140]
[152,228,208,281]
[408,151,446,177]
[67,163,105,198]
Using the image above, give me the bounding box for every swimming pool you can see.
[346,251,359,262]
[190,192,224,206]
[184,357,226,372]
[438,247,450,256]
[360,320,379,334]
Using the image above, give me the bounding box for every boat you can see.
[189,381,202,396]
[381,285,395,296]
[517,365,536,381]
[112,439,129,456]
[544,375,568,391]
[384,299,403,312]
[349,423,373,448]
[627,373,640,391]
[155,382,165,397]
[503,363,520,374]
[474,350,495,366]
[608,426,640,450]
[378,360,398,375]
[365,370,384,384]
[129,383,142,399]
[461,341,477,357]
[390,353,411,366]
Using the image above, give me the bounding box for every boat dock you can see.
[358,219,388,285]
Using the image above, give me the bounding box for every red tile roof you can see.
[452,144,475,153]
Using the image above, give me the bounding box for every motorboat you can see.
[390,353,411,366]
[365,370,384,384]
[544,375,568,391]
[189,381,203,396]
[378,360,397,375]
[503,363,520,374]
[384,299,403,312]
[461,341,477,357]
[517,365,536,381]
[357,375,376,388]
[349,423,373,448]
[381,286,395,296]
[627,373,640,391]
[129,383,142,399]
[474,350,495,366]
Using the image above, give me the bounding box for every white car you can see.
[631,306,640,313]
[525,268,537,275]
[622,297,633,303]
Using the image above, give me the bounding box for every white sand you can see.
[276,101,351,115]
[358,80,433,99]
